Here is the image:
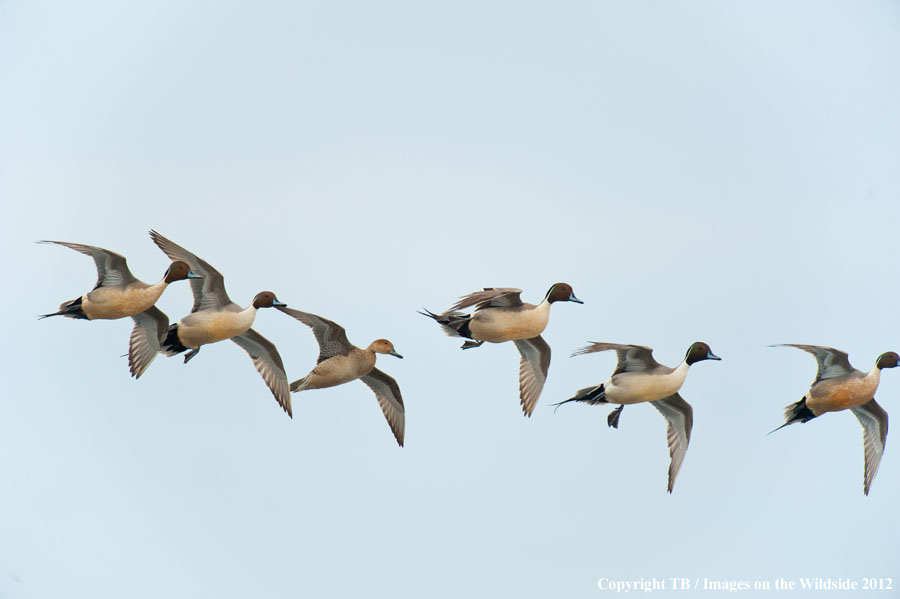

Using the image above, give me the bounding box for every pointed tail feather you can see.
[551,384,607,413]
[419,308,473,339]
[768,397,816,434]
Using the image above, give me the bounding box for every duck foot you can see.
[183,348,201,364]
[607,405,624,429]
[460,340,484,350]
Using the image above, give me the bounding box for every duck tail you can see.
[39,297,88,320]
[551,384,607,413]
[769,397,816,434]
[160,323,188,356]
[418,308,474,339]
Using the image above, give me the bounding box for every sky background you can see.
[2,1,900,597]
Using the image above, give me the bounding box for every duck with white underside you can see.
[420,283,583,417]
[278,307,405,446]
[38,240,201,379]
[770,344,899,495]
[149,230,292,417]
[554,341,721,493]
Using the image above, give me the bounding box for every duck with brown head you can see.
[278,307,406,447]
[148,230,292,418]
[420,282,583,417]
[770,344,899,495]
[38,240,201,379]
[554,341,721,493]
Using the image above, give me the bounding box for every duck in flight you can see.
[770,344,899,495]
[420,283,583,416]
[38,240,200,378]
[554,341,721,492]
[278,307,405,446]
[148,230,292,417]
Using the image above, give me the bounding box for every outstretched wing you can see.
[149,230,231,312]
[773,344,855,383]
[128,306,169,379]
[40,240,137,288]
[513,336,551,417]
[851,399,888,495]
[277,307,353,363]
[360,368,406,447]
[451,287,524,311]
[572,342,660,375]
[231,328,292,417]
[650,393,693,493]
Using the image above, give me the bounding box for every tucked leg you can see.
[607,405,624,429]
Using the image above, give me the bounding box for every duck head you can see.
[546,282,583,304]
[685,341,721,365]
[252,291,287,309]
[370,339,403,359]
[876,351,900,370]
[164,261,201,283]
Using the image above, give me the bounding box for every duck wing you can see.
[231,328,291,417]
[277,307,353,363]
[451,287,524,311]
[40,240,138,288]
[572,342,661,375]
[513,335,551,417]
[149,230,231,312]
[360,368,405,447]
[772,344,856,383]
[851,399,888,495]
[650,393,693,493]
[128,306,169,378]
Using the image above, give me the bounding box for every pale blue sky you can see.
[2,1,900,597]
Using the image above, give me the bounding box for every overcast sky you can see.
[2,1,900,597]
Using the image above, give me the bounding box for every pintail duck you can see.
[149,230,291,417]
[278,308,405,446]
[770,344,899,495]
[38,240,200,379]
[420,283,583,417]
[554,342,721,492]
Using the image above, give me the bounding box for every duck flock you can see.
[40,231,897,495]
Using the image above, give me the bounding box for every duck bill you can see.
[187,271,203,279]
[389,349,404,359]
[707,351,721,361]
[272,299,288,308]
[568,293,584,304]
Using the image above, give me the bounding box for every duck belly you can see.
[468,307,549,342]
[303,352,375,390]
[82,285,161,320]
[807,377,878,415]
[177,310,255,348]
[604,372,683,405]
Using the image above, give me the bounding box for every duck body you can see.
[466,301,551,343]
[603,362,689,405]
[78,280,168,320]
[171,303,259,349]
[292,347,378,391]
[805,368,879,416]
